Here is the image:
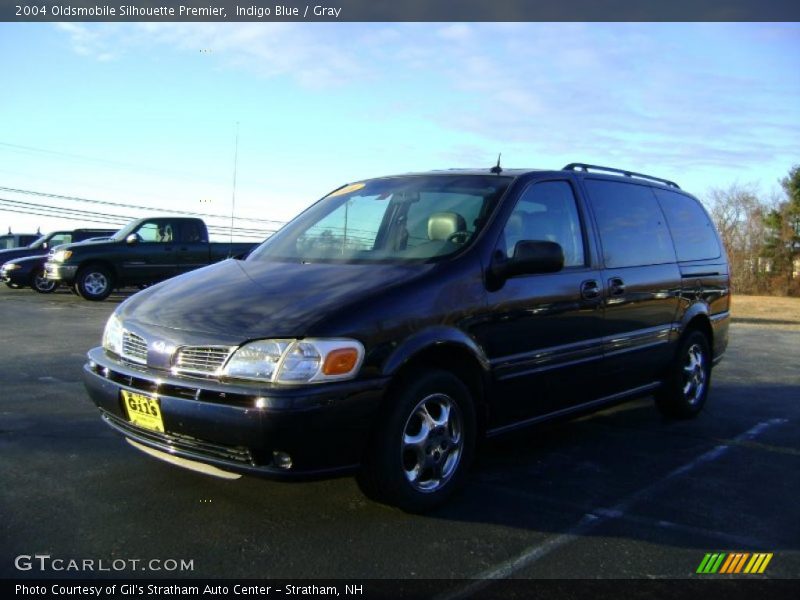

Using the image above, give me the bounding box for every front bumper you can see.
[84,347,388,479]
[1,265,27,286]
[44,262,77,282]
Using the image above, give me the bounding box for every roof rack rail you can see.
[562,163,680,189]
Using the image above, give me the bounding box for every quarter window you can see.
[653,189,720,262]
[586,180,675,268]
[500,181,585,267]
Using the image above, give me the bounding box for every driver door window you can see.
[137,222,175,243]
[500,181,585,268]
[48,233,72,248]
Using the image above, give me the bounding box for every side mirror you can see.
[492,240,564,280]
[126,233,139,245]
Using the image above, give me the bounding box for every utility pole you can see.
[229,121,240,252]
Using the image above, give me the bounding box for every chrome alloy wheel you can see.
[84,271,109,296]
[401,393,463,493]
[33,270,57,292]
[682,343,707,406]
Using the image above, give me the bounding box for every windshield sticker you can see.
[327,182,366,198]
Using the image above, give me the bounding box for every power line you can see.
[0,186,286,226]
[0,141,231,188]
[0,197,134,222]
[0,197,276,238]
[0,204,130,227]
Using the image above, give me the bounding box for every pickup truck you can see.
[45,217,257,300]
[0,228,116,273]
[0,232,39,250]
[2,237,111,293]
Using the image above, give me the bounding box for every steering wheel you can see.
[446,231,471,245]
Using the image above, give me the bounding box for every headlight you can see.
[102,314,123,356]
[3,263,20,271]
[52,250,72,262]
[223,338,364,384]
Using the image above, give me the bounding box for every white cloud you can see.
[50,22,800,172]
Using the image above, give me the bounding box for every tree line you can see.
[706,165,800,296]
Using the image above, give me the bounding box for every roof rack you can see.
[562,163,680,189]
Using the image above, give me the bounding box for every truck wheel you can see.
[357,369,475,513]
[76,265,114,301]
[30,267,58,293]
[655,330,712,419]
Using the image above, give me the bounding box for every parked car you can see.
[1,237,112,293]
[0,228,117,282]
[45,217,257,301]
[83,164,730,512]
[0,232,38,250]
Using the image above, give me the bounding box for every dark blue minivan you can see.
[83,163,730,512]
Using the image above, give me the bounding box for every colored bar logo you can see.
[697,552,773,574]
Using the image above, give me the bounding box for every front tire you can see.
[30,267,57,293]
[655,330,712,419]
[75,265,114,301]
[358,369,475,513]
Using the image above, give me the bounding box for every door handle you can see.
[608,277,626,296]
[581,279,600,299]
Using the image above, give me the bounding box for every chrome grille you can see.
[173,346,234,375]
[121,331,147,364]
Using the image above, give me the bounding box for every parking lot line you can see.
[481,482,767,549]
[437,418,788,600]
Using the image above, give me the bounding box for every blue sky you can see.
[1,22,798,239]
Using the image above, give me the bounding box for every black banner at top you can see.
[2,0,800,22]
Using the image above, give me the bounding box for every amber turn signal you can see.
[322,348,359,375]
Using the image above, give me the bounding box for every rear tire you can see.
[75,265,114,301]
[30,267,57,293]
[655,330,711,419]
[357,369,475,513]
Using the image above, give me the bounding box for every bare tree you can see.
[705,184,770,294]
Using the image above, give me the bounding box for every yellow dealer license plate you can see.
[122,390,165,433]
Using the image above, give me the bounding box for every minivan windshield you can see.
[248,174,511,264]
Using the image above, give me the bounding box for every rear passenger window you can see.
[586,180,675,268]
[181,221,207,243]
[500,181,585,267]
[653,189,720,262]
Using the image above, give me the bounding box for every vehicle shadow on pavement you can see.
[429,388,798,557]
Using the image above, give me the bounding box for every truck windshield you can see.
[28,235,48,249]
[248,175,511,264]
[111,221,143,241]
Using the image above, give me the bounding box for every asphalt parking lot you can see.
[1,285,798,591]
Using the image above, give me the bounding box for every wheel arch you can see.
[380,327,491,437]
[679,303,713,346]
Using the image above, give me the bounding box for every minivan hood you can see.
[120,258,428,341]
